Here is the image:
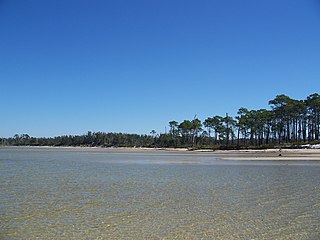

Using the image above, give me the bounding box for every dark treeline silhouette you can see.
[2,93,320,149]
[2,132,155,148]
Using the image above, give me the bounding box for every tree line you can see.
[2,93,320,149]
[2,132,156,148]
[165,93,320,148]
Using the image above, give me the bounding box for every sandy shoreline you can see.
[1,145,320,161]
[219,149,320,160]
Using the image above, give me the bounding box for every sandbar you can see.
[2,146,320,161]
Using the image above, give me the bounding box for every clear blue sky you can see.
[1,0,320,137]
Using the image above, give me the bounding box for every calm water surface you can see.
[1,147,320,239]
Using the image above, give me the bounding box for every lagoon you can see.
[1,147,320,239]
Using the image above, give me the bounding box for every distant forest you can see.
[2,93,320,150]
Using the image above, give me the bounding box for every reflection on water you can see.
[1,147,320,239]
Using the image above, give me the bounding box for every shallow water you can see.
[1,147,320,239]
